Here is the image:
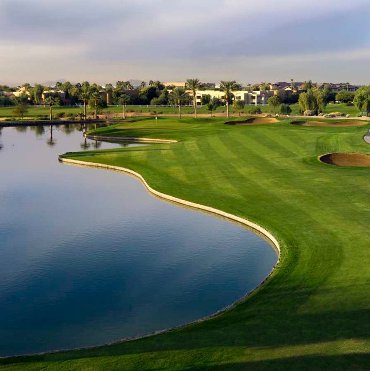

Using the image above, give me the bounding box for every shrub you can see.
[280,104,292,115]
[55,112,65,119]
[249,106,262,114]
[304,110,315,116]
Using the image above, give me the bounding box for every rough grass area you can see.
[2,117,370,370]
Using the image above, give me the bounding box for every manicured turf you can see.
[1,117,369,370]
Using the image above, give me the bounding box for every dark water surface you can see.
[0,124,277,357]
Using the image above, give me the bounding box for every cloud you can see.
[0,0,369,84]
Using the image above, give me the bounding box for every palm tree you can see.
[122,81,134,90]
[44,96,56,121]
[186,79,201,118]
[171,88,189,119]
[89,87,101,119]
[119,94,130,119]
[32,84,44,105]
[220,81,239,118]
[105,83,113,105]
[80,82,91,120]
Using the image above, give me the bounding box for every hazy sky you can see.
[1,0,370,85]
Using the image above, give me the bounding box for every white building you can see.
[194,90,274,106]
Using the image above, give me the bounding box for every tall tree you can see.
[302,80,314,91]
[118,93,130,119]
[116,81,134,90]
[105,83,113,105]
[220,81,239,118]
[79,82,91,120]
[267,95,281,114]
[186,78,201,118]
[354,86,370,116]
[298,89,324,115]
[233,100,245,116]
[44,96,57,121]
[32,84,44,105]
[171,88,189,119]
[336,90,355,103]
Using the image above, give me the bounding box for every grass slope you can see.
[2,117,369,370]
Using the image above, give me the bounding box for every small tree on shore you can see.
[268,95,281,114]
[298,89,324,115]
[354,86,370,116]
[336,90,355,103]
[233,100,245,116]
[280,104,292,115]
[13,103,28,120]
[206,97,222,117]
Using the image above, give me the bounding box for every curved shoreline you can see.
[28,155,282,359]
[59,156,280,254]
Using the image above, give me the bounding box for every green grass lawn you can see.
[1,117,369,370]
[0,102,363,119]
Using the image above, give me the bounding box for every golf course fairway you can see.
[1,117,369,370]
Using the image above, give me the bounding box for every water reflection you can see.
[33,125,45,136]
[0,126,277,357]
[60,124,75,135]
[15,125,27,132]
[46,126,56,147]
[0,123,110,150]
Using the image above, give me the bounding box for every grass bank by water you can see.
[1,117,369,370]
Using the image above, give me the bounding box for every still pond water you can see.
[0,124,277,356]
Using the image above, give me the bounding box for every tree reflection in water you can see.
[80,136,91,150]
[47,125,56,147]
[61,124,75,136]
[34,125,45,136]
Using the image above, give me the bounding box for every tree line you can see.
[3,79,370,119]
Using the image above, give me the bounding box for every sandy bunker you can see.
[320,152,370,167]
[291,120,368,127]
[226,117,279,125]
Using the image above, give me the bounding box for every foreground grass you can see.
[1,117,369,370]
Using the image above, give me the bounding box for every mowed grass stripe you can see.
[8,117,369,370]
